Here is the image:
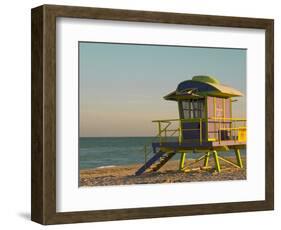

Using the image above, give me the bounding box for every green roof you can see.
[192,75,220,84]
[164,75,243,100]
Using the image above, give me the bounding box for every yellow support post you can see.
[179,121,182,144]
[213,151,221,172]
[144,144,147,166]
[235,149,243,168]
[158,122,162,145]
[203,152,210,167]
[179,152,186,171]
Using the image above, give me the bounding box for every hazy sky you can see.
[79,42,246,137]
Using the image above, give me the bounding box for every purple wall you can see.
[178,97,232,142]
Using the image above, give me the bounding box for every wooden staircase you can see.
[135,151,176,176]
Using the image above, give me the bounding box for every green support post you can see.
[235,149,243,168]
[179,152,186,171]
[213,151,221,172]
[203,152,210,167]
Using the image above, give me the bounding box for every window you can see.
[181,99,205,119]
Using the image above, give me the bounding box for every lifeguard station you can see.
[135,75,246,176]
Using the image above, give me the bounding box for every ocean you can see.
[79,137,246,169]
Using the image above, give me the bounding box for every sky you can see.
[79,42,246,137]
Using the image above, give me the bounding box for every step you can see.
[135,151,165,176]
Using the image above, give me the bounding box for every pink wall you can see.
[207,96,232,140]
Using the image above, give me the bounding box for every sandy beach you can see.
[80,156,246,186]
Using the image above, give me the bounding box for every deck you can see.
[152,140,246,153]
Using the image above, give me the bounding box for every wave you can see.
[96,165,117,169]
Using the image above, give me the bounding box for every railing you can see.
[208,117,246,143]
[152,119,181,144]
[152,118,205,144]
[152,117,246,145]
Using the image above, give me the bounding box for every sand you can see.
[80,156,246,187]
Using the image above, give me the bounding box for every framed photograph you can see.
[31,4,274,225]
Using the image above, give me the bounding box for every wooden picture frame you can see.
[31,4,274,225]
